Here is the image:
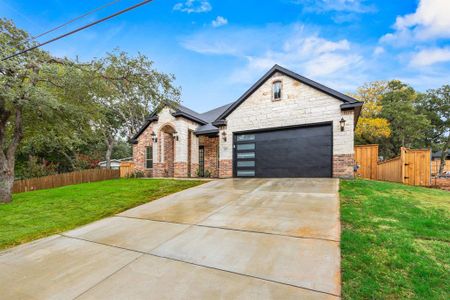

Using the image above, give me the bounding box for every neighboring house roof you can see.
[432,151,450,159]
[98,157,133,165]
[130,64,363,143]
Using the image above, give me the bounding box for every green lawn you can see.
[340,179,450,299]
[0,178,204,250]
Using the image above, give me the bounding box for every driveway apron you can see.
[0,178,340,299]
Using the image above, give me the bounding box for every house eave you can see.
[212,119,227,126]
[341,102,363,110]
[194,128,219,136]
[172,112,208,125]
[129,115,159,144]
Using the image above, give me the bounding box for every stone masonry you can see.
[133,71,357,179]
[220,71,355,178]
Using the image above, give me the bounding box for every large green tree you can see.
[352,81,391,145]
[0,19,93,203]
[87,50,180,168]
[417,85,450,176]
[380,80,430,158]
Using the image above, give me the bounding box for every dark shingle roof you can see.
[194,123,220,135]
[131,64,363,142]
[432,151,450,159]
[199,102,234,123]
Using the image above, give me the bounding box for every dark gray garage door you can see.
[233,123,332,178]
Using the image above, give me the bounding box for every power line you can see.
[29,0,123,42]
[2,0,153,61]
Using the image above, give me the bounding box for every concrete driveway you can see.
[0,178,341,299]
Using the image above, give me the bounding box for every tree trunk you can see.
[0,164,14,203]
[104,135,115,169]
[438,137,449,177]
[61,151,76,171]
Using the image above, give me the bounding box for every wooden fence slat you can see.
[377,156,403,183]
[120,162,136,178]
[431,159,450,175]
[13,168,120,194]
[375,147,431,186]
[355,145,378,179]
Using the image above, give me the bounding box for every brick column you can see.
[333,154,354,178]
[219,159,233,178]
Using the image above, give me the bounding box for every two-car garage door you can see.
[233,123,332,178]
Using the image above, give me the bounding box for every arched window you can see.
[272,81,282,100]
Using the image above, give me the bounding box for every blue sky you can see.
[2,0,449,112]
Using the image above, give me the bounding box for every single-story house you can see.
[130,65,362,178]
[98,157,132,170]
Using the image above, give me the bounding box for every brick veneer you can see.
[333,154,355,178]
[152,163,165,177]
[199,136,219,178]
[219,159,233,178]
[132,128,154,173]
[174,162,188,178]
[190,163,199,177]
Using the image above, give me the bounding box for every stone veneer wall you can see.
[219,71,355,178]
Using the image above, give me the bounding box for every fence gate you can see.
[354,145,378,179]
[403,148,431,186]
[377,147,431,186]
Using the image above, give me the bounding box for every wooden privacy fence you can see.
[120,162,136,178]
[354,145,378,180]
[13,168,120,193]
[377,157,403,183]
[377,147,431,186]
[431,159,450,176]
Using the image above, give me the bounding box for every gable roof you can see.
[214,64,362,123]
[130,64,363,143]
[130,102,233,143]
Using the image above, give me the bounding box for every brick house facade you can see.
[131,65,362,179]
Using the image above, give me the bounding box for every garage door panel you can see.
[234,124,332,178]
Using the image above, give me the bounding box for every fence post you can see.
[400,147,406,184]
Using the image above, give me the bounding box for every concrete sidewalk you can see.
[0,178,341,299]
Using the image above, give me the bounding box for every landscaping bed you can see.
[340,179,449,299]
[0,179,204,250]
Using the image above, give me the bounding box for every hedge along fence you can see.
[377,147,431,186]
[13,168,120,194]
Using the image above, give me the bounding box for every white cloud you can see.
[173,0,212,14]
[381,0,450,44]
[373,46,385,56]
[212,16,228,28]
[295,0,376,13]
[410,47,450,67]
[180,24,366,89]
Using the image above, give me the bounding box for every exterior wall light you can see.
[339,117,346,132]
[151,132,157,143]
[173,131,179,141]
[221,131,227,142]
